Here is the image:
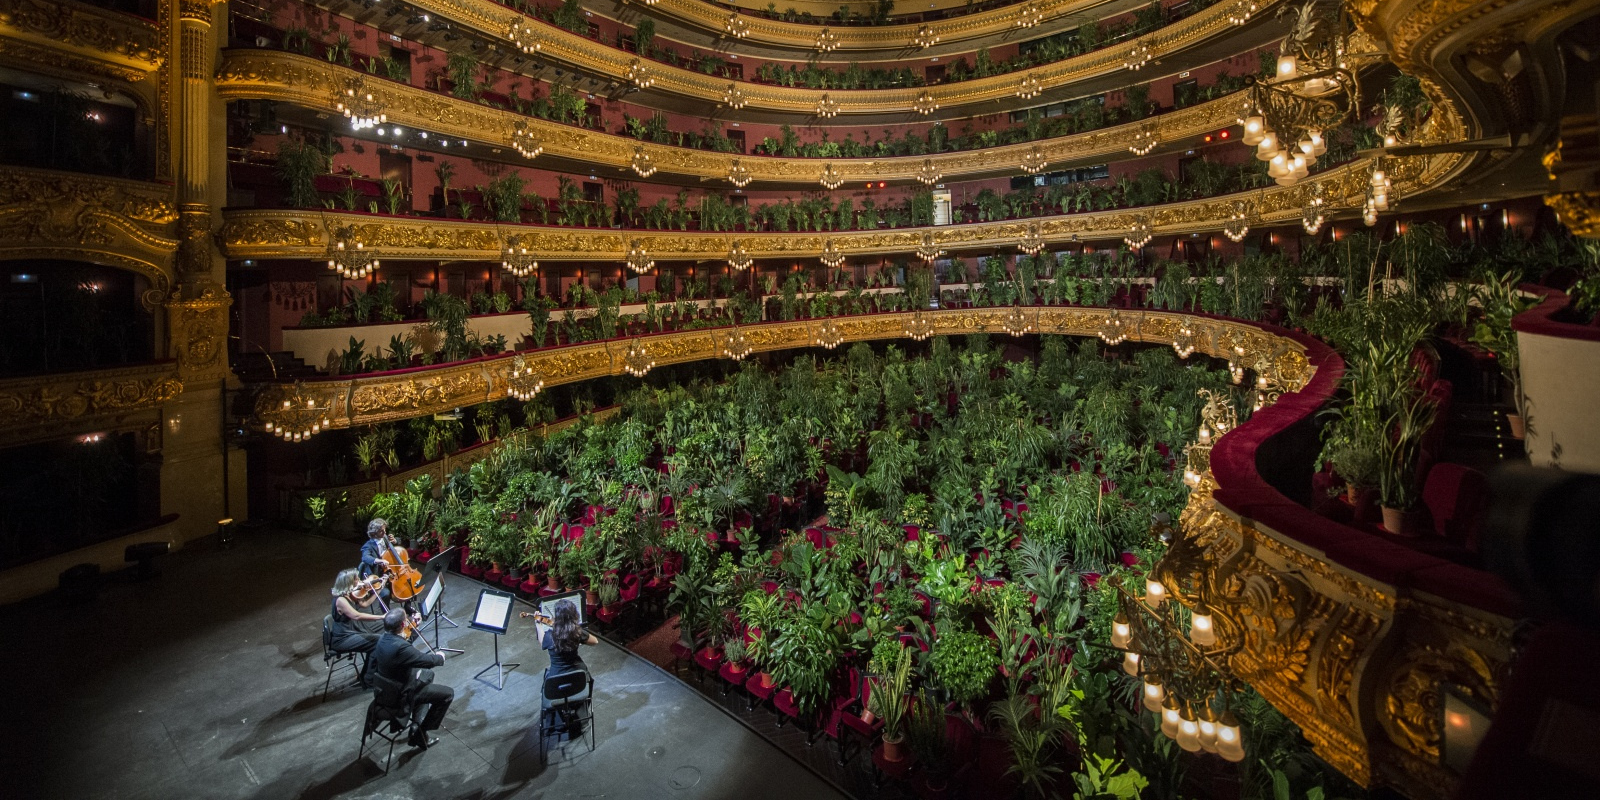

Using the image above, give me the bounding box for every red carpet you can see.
[627,614,683,669]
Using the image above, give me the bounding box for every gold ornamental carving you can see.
[215,50,1253,186]
[0,363,183,448]
[1545,190,1600,238]
[0,0,165,82]
[164,286,232,381]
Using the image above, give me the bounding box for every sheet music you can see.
[473,592,513,632]
[420,576,443,618]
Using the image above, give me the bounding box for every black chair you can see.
[539,668,595,765]
[321,615,364,701]
[358,673,415,774]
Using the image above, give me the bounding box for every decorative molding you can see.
[216,49,1252,186]
[0,361,182,448]
[164,286,232,382]
[252,306,1310,429]
[0,0,164,83]
[397,0,1283,114]
[219,153,1461,262]
[0,167,179,305]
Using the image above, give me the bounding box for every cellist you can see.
[359,518,391,580]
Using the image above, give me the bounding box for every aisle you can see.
[3,528,849,800]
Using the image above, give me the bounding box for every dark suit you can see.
[370,632,453,736]
[359,538,386,578]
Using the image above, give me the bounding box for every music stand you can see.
[417,575,463,655]
[422,548,460,629]
[469,588,519,690]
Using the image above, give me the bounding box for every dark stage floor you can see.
[3,529,849,800]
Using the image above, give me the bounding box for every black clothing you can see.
[542,629,588,676]
[329,598,380,655]
[370,632,453,734]
[359,538,386,578]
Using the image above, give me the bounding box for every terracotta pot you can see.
[546,573,561,591]
[1380,506,1410,536]
[881,735,907,763]
[759,673,775,689]
[1507,412,1526,440]
[585,588,600,606]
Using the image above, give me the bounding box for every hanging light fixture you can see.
[724,13,749,39]
[511,121,543,159]
[912,90,939,116]
[1017,72,1043,100]
[1237,4,1364,187]
[626,59,654,89]
[814,318,844,349]
[915,159,942,186]
[1002,305,1032,336]
[1124,216,1152,249]
[336,77,385,130]
[1301,183,1327,234]
[501,233,538,278]
[1123,39,1153,71]
[819,163,845,190]
[905,310,934,341]
[1227,0,1257,25]
[626,239,654,274]
[1098,308,1128,345]
[508,21,542,53]
[1129,125,1159,156]
[1021,144,1048,175]
[820,239,846,268]
[622,338,655,377]
[723,83,747,110]
[727,159,753,188]
[913,24,939,50]
[1015,1,1044,28]
[325,224,379,279]
[631,145,657,178]
[727,239,753,271]
[816,94,840,118]
[1018,221,1045,255]
[260,383,334,443]
[506,355,544,400]
[816,28,839,53]
[1172,321,1195,358]
[915,232,944,264]
[1223,201,1252,243]
[721,325,752,360]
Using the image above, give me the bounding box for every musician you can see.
[359,518,390,579]
[541,599,598,677]
[370,608,454,750]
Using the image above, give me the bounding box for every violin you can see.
[519,611,554,626]
[348,574,389,603]
[379,533,425,601]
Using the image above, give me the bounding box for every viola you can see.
[380,533,425,601]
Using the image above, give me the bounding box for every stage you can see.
[3,528,849,800]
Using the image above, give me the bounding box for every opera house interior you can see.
[2,0,1599,797]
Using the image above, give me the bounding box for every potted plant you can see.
[908,688,953,796]
[1470,271,1538,439]
[929,626,1000,708]
[1374,390,1439,535]
[868,642,913,762]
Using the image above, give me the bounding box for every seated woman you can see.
[541,599,597,677]
[330,568,386,654]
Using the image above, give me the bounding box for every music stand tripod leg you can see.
[432,605,464,655]
[472,633,519,690]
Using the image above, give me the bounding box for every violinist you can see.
[330,568,387,683]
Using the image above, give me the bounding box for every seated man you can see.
[369,608,453,750]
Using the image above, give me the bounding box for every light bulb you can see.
[1142,677,1165,713]
[1308,129,1326,156]
[1111,613,1131,649]
[1198,706,1219,752]
[1370,169,1387,187]
[1291,154,1308,179]
[1122,651,1141,676]
[1160,698,1181,739]
[1242,115,1265,146]
[1217,711,1245,762]
[1267,152,1290,179]
[1144,578,1166,609]
[1177,705,1201,752]
[1191,609,1216,646]
[1277,54,1299,80]
[1384,133,1399,148]
[1256,132,1280,161]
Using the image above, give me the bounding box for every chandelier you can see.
[511,121,543,159]
[816,28,839,53]
[728,239,753,271]
[1227,0,1258,26]
[631,145,657,178]
[1017,73,1042,100]
[1002,305,1032,337]
[820,238,846,268]
[261,383,334,442]
[913,24,939,50]
[501,234,538,278]
[724,13,749,39]
[1124,216,1152,249]
[1018,221,1045,255]
[814,318,844,349]
[1123,39,1152,71]
[626,239,654,274]
[507,355,544,401]
[721,325,752,360]
[819,163,845,190]
[1222,202,1252,243]
[1021,145,1048,175]
[915,159,942,186]
[912,90,939,116]
[1098,308,1129,345]
[1015,1,1044,28]
[1239,3,1359,187]
[1301,183,1327,234]
[724,83,747,110]
[727,158,753,188]
[1172,321,1196,359]
[508,20,542,53]
[336,78,385,130]
[1129,125,1159,156]
[623,338,655,377]
[915,232,944,263]
[905,310,934,341]
[326,225,379,279]
[627,60,654,89]
[816,94,840,118]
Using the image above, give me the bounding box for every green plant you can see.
[1469,270,1538,418]
[929,627,999,705]
[274,139,330,208]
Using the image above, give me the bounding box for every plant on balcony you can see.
[421,290,471,362]
[274,139,330,208]
[324,33,353,67]
[1469,270,1539,435]
[445,52,481,101]
[281,25,312,56]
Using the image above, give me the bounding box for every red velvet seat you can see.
[745,672,778,711]
[668,640,694,677]
[902,524,921,541]
[1422,463,1489,550]
[692,646,725,684]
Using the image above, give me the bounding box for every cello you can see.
[380,532,425,601]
